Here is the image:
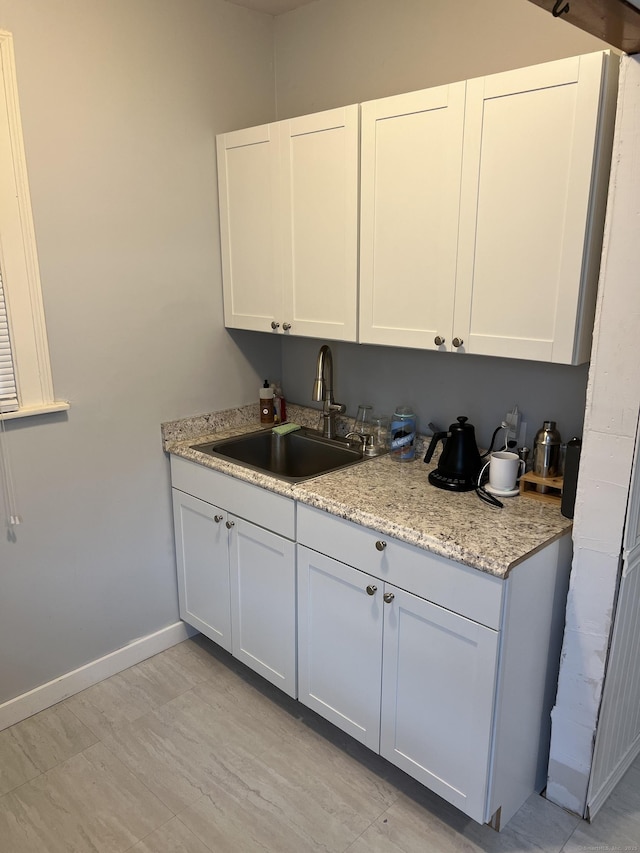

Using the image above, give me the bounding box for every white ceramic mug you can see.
[478,451,525,493]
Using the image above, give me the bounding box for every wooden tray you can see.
[519,470,563,505]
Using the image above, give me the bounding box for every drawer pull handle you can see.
[225,520,235,529]
[366,584,377,596]
[452,337,464,348]
[434,335,445,346]
[283,322,292,331]
[383,592,395,604]
[214,515,224,523]
[271,321,280,330]
[375,540,387,551]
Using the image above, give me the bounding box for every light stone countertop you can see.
[162,404,572,579]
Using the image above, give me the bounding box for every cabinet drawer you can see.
[297,503,503,629]
[170,455,295,540]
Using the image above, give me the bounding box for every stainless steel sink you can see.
[191,427,365,482]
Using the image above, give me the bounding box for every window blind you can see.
[0,266,19,413]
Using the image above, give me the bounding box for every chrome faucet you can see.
[312,344,346,439]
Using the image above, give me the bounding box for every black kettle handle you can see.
[424,431,447,463]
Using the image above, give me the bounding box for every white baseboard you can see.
[0,621,197,732]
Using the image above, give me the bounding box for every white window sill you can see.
[0,401,70,421]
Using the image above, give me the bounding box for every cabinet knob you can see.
[366,584,378,596]
[225,520,235,529]
[383,591,395,604]
[282,322,291,331]
[452,337,464,348]
[434,335,445,346]
[375,540,387,551]
[270,321,280,330]
[214,515,224,523]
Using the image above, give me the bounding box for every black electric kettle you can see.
[424,416,482,492]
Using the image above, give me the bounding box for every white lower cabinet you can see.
[296,503,572,829]
[170,456,297,698]
[297,544,498,823]
[229,516,296,695]
[172,489,233,653]
[379,585,498,823]
[170,455,572,830]
[297,548,384,751]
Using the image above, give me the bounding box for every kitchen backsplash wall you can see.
[281,337,589,450]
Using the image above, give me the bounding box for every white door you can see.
[587,407,640,817]
[217,123,283,333]
[229,516,297,698]
[380,585,499,824]
[359,83,466,350]
[454,52,611,363]
[281,106,359,341]
[297,546,383,750]
[171,489,232,653]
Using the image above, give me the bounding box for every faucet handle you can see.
[345,431,373,452]
[345,431,365,446]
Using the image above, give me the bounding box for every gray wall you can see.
[272,0,609,450]
[274,0,608,117]
[0,0,612,709]
[0,0,279,704]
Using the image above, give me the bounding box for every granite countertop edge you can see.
[162,404,573,580]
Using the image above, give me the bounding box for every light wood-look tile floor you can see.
[0,635,638,852]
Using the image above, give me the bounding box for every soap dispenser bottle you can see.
[260,380,274,425]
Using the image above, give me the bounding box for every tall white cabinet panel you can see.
[359,84,466,349]
[297,545,383,751]
[217,124,282,332]
[172,490,232,653]
[230,517,297,698]
[380,586,499,824]
[454,52,617,364]
[281,107,359,341]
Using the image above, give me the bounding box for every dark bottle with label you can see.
[561,437,582,519]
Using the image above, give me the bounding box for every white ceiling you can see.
[224,0,317,15]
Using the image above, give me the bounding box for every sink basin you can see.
[191,427,365,482]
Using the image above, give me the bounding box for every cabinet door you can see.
[171,489,232,653]
[297,546,383,750]
[454,52,613,363]
[229,517,297,698]
[281,106,359,342]
[217,123,283,332]
[359,83,466,350]
[380,586,499,824]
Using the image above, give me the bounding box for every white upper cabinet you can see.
[217,106,359,342]
[454,51,618,364]
[359,84,466,350]
[217,51,617,363]
[281,108,359,341]
[217,123,282,333]
[359,51,617,364]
